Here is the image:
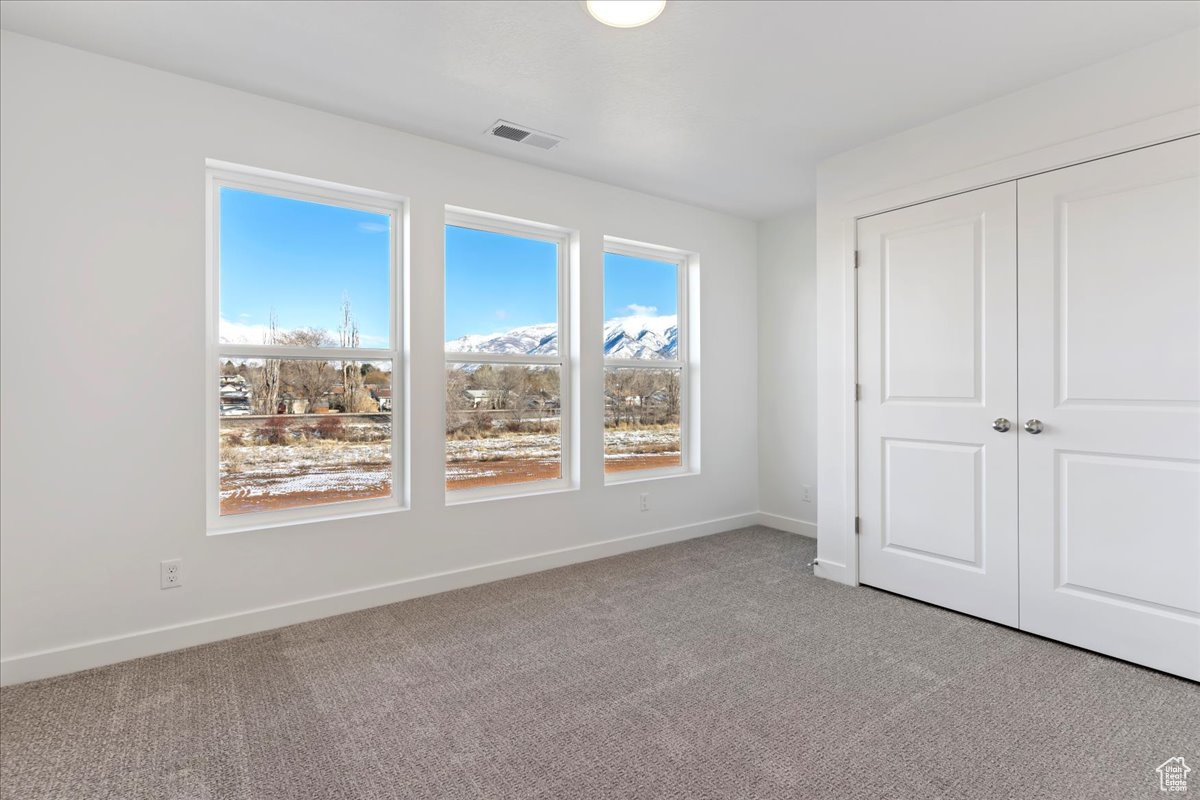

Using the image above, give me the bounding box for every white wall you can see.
[757,209,817,535]
[0,32,760,684]
[814,29,1200,584]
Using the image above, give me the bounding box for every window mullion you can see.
[217,345,394,361]
[445,354,563,366]
[604,360,683,369]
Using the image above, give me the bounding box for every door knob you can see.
[992,418,1011,432]
[1024,419,1044,434]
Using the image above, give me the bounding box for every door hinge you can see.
[855,383,862,401]
[854,516,861,534]
[853,250,860,269]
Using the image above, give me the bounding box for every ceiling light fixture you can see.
[585,0,666,28]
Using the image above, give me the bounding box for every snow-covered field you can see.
[220,439,392,514]
[445,433,561,463]
[603,426,681,459]
[219,423,681,512]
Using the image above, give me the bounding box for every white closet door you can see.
[1017,135,1200,680]
[857,183,1019,626]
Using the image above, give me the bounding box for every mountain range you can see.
[446,315,678,360]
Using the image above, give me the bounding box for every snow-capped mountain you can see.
[603,315,678,360]
[446,315,678,360]
[445,323,559,357]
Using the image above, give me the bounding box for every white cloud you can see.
[494,309,509,320]
[624,304,657,315]
[218,317,391,350]
[357,221,389,233]
[219,317,278,345]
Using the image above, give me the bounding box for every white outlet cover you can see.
[160,559,182,589]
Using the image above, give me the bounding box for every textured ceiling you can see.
[2,0,1197,218]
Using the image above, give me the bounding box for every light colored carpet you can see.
[1,527,1196,799]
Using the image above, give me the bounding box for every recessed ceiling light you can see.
[585,0,666,28]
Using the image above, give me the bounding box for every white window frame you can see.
[205,160,408,534]
[603,237,697,484]
[444,207,575,503]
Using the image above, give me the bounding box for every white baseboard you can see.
[813,559,854,586]
[755,514,853,584]
[756,512,817,538]
[0,512,759,687]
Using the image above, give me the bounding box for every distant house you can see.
[465,389,492,408]
[219,374,252,415]
[277,393,304,415]
[605,391,642,408]
[373,387,393,412]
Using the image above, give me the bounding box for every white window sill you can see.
[207,499,408,536]
[604,467,699,486]
[445,480,577,506]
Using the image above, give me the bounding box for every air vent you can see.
[491,124,530,143]
[486,120,564,151]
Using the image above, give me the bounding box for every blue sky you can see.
[603,252,678,323]
[445,225,678,340]
[219,187,391,346]
[445,225,558,340]
[219,190,677,345]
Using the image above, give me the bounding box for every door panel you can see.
[1018,135,1200,680]
[858,183,1018,626]
[883,439,982,566]
[1058,175,1200,404]
[883,220,981,401]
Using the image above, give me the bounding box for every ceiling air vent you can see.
[486,120,564,151]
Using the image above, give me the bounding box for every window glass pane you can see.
[446,365,561,490]
[445,225,558,356]
[219,357,392,515]
[219,186,391,348]
[603,252,678,360]
[604,367,682,473]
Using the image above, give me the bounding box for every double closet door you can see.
[856,136,1200,680]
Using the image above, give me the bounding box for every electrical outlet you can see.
[160,559,182,589]
[801,485,813,503]
[639,493,649,512]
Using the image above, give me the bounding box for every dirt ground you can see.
[219,426,681,513]
[603,453,683,474]
[444,458,563,491]
[220,483,392,516]
[442,452,683,491]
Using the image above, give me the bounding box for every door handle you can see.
[1024,419,1044,434]
[992,418,1011,432]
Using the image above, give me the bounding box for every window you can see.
[207,163,404,530]
[603,241,691,478]
[444,210,572,497]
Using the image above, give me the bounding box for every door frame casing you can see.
[814,106,1200,587]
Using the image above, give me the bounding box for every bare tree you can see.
[339,295,359,352]
[505,366,533,428]
[664,369,681,424]
[606,368,639,427]
[526,367,556,428]
[252,311,282,415]
[445,366,471,433]
[477,365,530,426]
[602,368,678,427]
[338,295,378,413]
[279,327,334,412]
